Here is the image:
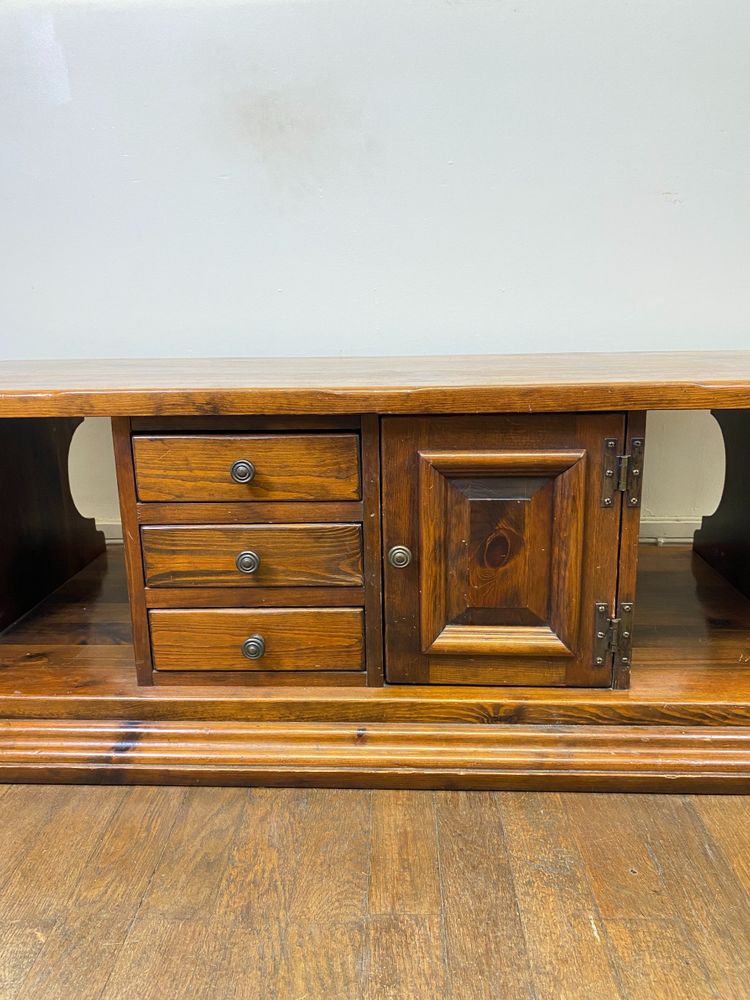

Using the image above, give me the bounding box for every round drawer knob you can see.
[230,459,256,484]
[235,550,261,574]
[241,634,265,660]
[388,545,413,568]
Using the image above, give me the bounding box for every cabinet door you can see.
[382,414,626,686]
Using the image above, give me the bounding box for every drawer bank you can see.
[1,352,750,790]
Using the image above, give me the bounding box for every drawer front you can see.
[149,608,365,671]
[141,524,363,588]
[133,434,360,502]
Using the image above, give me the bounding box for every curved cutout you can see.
[640,411,726,542]
[68,417,120,529]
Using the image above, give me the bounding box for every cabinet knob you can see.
[388,545,413,568]
[235,550,261,574]
[230,459,256,484]
[241,634,265,660]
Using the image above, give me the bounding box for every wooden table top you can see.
[1,350,749,416]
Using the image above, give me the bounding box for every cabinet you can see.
[382,414,637,687]
[112,410,644,690]
[2,352,750,791]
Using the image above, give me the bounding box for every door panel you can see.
[382,415,626,686]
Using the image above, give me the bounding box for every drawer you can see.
[149,608,365,671]
[133,434,360,502]
[141,524,363,587]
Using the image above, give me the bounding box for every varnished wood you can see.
[137,500,363,525]
[0,418,105,632]
[0,718,749,790]
[3,351,750,416]
[4,546,750,730]
[2,538,750,785]
[2,785,747,998]
[133,433,361,502]
[613,411,648,688]
[112,418,153,685]
[382,414,627,686]
[500,794,623,996]
[141,524,364,588]
[143,586,366,609]
[149,608,365,672]
[153,670,367,688]
[360,414,385,687]
[694,408,750,598]
[1,349,748,790]
[417,448,586,657]
[130,415,359,432]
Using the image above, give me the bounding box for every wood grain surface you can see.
[133,433,361,502]
[381,414,627,686]
[141,524,364,588]
[112,418,153,685]
[2,351,750,416]
[0,718,749,790]
[3,546,750,730]
[1,785,746,998]
[149,608,365,672]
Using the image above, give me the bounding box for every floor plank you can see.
[369,790,441,917]
[0,786,79,891]
[15,787,188,1000]
[565,793,666,919]
[0,786,127,923]
[101,917,211,1000]
[0,921,54,1000]
[604,918,716,1000]
[277,921,365,998]
[215,787,371,926]
[0,784,748,999]
[690,795,750,896]
[435,791,534,999]
[365,914,446,1000]
[627,794,750,997]
[499,792,624,1000]
[136,787,246,921]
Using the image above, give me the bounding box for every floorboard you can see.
[1,785,748,999]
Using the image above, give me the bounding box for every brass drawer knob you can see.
[388,545,412,568]
[230,459,256,484]
[241,634,265,660]
[235,550,261,574]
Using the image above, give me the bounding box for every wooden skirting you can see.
[1,719,749,792]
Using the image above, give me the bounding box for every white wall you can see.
[2,1,745,533]
[1,0,748,359]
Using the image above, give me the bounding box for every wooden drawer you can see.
[141,524,363,588]
[133,434,360,502]
[149,608,365,671]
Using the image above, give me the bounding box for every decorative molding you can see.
[1,719,749,791]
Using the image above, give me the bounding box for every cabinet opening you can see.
[630,409,750,698]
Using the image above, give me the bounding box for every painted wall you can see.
[1,0,748,358]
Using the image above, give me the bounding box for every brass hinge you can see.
[601,436,644,508]
[593,602,634,670]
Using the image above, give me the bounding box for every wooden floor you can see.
[0,785,748,999]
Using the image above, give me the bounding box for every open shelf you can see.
[1,543,749,727]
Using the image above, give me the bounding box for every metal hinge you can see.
[593,602,634,670]
[601,436,645,508]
